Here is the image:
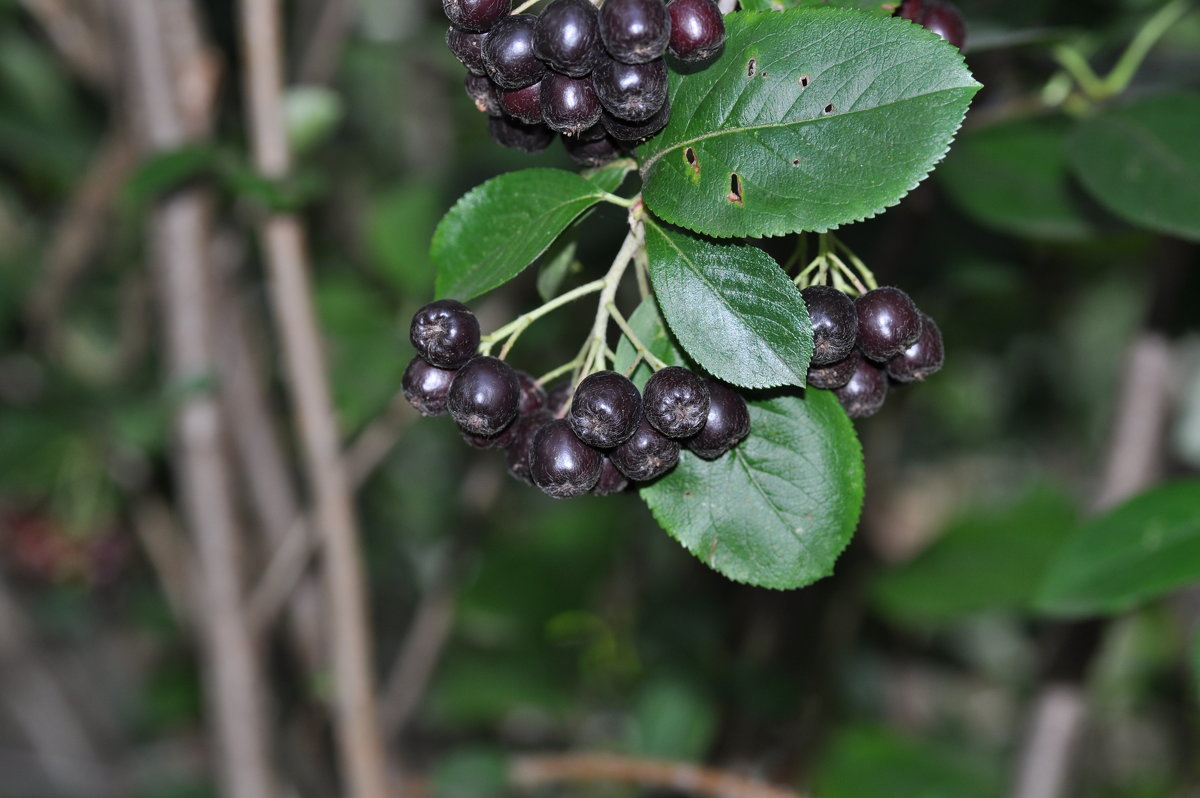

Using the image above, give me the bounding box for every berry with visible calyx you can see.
[921,2,966,49]
[533,0,601,77]
[505,410,553,484]
[887,313,944,383]
[568,370,643,448]
[448,356,521,436]
[500,82,543,123]
[410,299,481,368]
[802,285,857,367]
[835,356,888,419]
[483,14,546,89]
[666,0,725,62]
[447,26,489,74]
[593,56,667,122]
[855,286,922,362]
[593,456,630,495]
[687,380,749,460]
[611,416,680,481]
[516,371,548,413]
[530,419,603,497]
[599,0,671,64]
[443,0,510,32]
[601,98,670,142]
[643,366,709,439]
[563,132,623,166]
[402,356,457,416]
[465,73,503,115]
[541,73,602,134]
[488,115,555,152]
[806,350,860,390]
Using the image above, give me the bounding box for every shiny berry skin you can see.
[806,350,859,390]
[530,419,603,497]
[642,366,709,439]
[802,285,858,367]
[465,73,503,115]
[599,0,671,65]
[686,381,749,460]
[500,82,543,123]
[601,99,669,142]
[505,410,553,484]
[666,0,725,62]
[855,287,922,362]
[488,115,555,152]
[533,0,601,77]
[593,456,629,495]
[483,14,546,89]
[886,313,944,383]
[447,356,521,436]
[516,371,548,413]
[592,55,667,122]
[443,0,510,31]
[447,26,489,74]
[835,356,888,419]
[540,73,602,134]
[568,370,642,448]
[410,299,480,368]
[564,132,623,166]
[610,416,679,481]
[460,418,519,449]
[897,0,925,22]
[922,2,966,49]
[402,356,456,416]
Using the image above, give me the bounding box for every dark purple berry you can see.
[610,416,679,481]
[599,0,671,64]
[540,73,602,135]
[447,26,489,74]
[592,55,667,122]
[802,285,857,367]
[601,98,670,142]
[443,0,510,32]
[897,0,925,22]
[460,418,519,449]
[533,0,601,77]
[402,356,456,416]
[568,370,642,448]
[643,366,709,439]
[855,287,922,362]
[465,73,503,115]
[483,14,546,89]
[529,419,603,497]
[806,350,859,390]
[886,313,944,383]
[447,356,521,436]
[593,456,630,495]
[686,381,749,460]
[922,2,966,50]
[500,82,543,123]
[563,133,624,166]
[516,371,548,413]
[488,115,555,152]
[505,410,554,484]
[410,299,480,368]
[666,0,725,62]
[835,356,888,419]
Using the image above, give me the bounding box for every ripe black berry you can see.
[806,350,859,390]
[886,313,944,383]
[516,371,548,413]
[483,14,547,89]
[593,456,630,495]
[568,370,643,448]
[410,299,481,369]
[922,2,966,50]
[402,356,457,416]
[599,0,671,65]
[686,380,749,460]
[835,356,888,419]
[666,0,725,62]
[593,56,668,122]
[443,0,510,32]
[465,73,503,116]
[488,115,555,152]
[505,409,553,484]
[447,356,521,436]
[500,82,544,123]
[533,0,601,77]
[540,73,603,134]
[447,26,489,74]
[643,366,709,439]
[461,419,519,449]
[897,0,925,21]
[855,287,922,362]
[563,132,623,166]
[529,419,603,497]
[802,285,858,367]
[611,416,680,481]
[601,99,670,142]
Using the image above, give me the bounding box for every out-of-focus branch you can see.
[295,0,355,85]
[510,754,810,798]
[131,497,197,628]
[20,0,113,88]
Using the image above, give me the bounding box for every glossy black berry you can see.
[897,0,925,22]
[611,416,680,481]
[529,419,603,498]
[599,0,671,65]
[483,14,546,89]
[447,356,521,436]
[835,356,888,419]
[460,417,519,449]
[686,381,749,460]
[465,73,503,115]
[488,115,555,152]
[568,370,642,448]
[802,285,858,367]
[922,2,966,49]
[887,313,944,383]
[601,98,670,142]
[563,132,623,166]
[443,0,510,31]
[592,56,667,122]
[593,456,629,495]
[806,350,859,390]
[540,73,603,134]
[500,82,543,123]
[666,0,725,62]
[515,371,548,413]
[410,299,480,368]
[505,410,553,484]
[642,366,709,439]
[447,26,489,74]
[533,0,601,77]
[855,286,922,362]
[402,356,457,417]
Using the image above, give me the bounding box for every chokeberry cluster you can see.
[802,285,944,419]
[444,0,727,165]
[404,300,750,498]
[895,0,966,50]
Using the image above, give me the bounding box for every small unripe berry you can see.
[642,366,709,439]
[686,380,749,460]
[402,356,457,416]
[530,419,603,497]
[448,356,521,436]
[410,299,480,368]
[568,370,643,448]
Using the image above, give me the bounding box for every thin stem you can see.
[831,235,879,291]
[622,351,644,377]
[573,226,639,383]
[1053,44,1107,102]
[827,253,869,295]
[1102,0,1191,97]
[511,0,540,13]
[634,247,651,300]
[781,233,809,277]
[607,301,668,370]
[479,277,605,356]
[603,192,636,208]
[538,355,584,385]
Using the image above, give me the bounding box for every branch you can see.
[20,0,114,88]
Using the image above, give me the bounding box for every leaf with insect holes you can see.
[642,217,812,389]
[639,7,980,238]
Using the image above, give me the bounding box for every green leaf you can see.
[123,145,218,209]
[582,156,636,194]
[1067,92,1200,242]
[737,0,895,13]
[365,183,439,295]
[612,296,689,389]
[625,678,717,760]
[1036,481,1200,617]
[640,388,863,589]
[639,8,980,238]
[284,86,343,154]
[432,169,612,300]
[535,238,579,302]
[643,218,812,389]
